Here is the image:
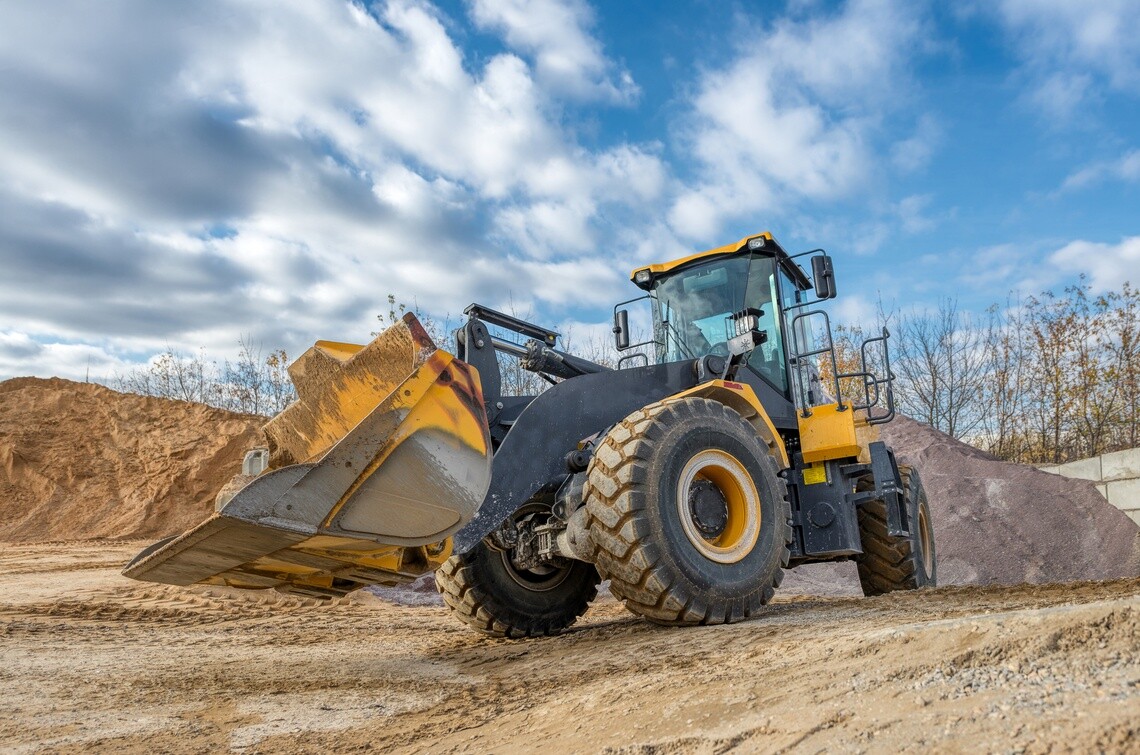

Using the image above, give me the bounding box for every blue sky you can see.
[1,0,1139,381]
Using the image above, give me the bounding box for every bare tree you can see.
[219,336,297,416]
[891,299,988,439]
[979,297,1032,461]
[1102,283,1140,450]
[375,293,447,344]
[115,339,296,417]
[114,346,223,406]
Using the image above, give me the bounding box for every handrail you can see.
[790,309,845,417]
[787,313,896,424]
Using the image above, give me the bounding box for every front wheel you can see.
[855,464,936,595]
[436,505,600,638]
[585,397,792,626]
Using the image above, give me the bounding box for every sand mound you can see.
[0,377,263,542]
[785,415,1140,594]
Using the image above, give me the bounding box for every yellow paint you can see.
[696,451,755,554]
[668,380,789,469]
[124,313,482,598]
[631,231,774,281]
[203,534,453,593]
[798,403,861,463]
[802,464,828,485]
[322,354,489,527]
[854,415,879,464]
[264,317,429,466]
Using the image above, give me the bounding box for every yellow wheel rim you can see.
[676,449,761,564]
[918,504,934,576]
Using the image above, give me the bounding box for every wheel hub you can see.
[675,449,762,564]
[499,504,573,592]
[688,480,729,538]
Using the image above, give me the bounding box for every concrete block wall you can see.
[1039,448,1140,526]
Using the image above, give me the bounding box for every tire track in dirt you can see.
[2,544,1138,753]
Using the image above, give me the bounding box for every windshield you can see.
[652,253,790,392]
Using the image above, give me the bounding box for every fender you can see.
[454,372,792,553]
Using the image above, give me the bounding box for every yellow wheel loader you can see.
[124,232,936,637]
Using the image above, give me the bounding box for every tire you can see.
[855,464,937,596]
[585,397,792,626]
[436,505,601,638]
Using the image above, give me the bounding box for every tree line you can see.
[832,279,1140,465]
[114,337,295,417]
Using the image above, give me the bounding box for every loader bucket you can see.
[123,313,492,598]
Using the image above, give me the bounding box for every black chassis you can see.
[451,306,910,565]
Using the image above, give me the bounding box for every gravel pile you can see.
[784,414,1140,595]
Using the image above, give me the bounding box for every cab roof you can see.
[630,232,811,289]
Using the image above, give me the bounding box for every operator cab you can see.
[622,233,829,402]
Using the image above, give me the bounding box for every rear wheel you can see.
[855,464,936,595]
[436,505,600,638]
[585,397,791,625]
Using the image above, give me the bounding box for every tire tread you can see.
[585,397,791,626]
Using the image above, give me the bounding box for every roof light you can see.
[633,269,652,285]
[747,236,767,250]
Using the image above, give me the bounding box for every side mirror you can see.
[811,254,837,300]
[613,309,630,350]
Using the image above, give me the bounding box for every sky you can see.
[1,0,1139,382]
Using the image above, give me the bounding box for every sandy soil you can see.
[0,378,262,542]
[3,542,1137,754]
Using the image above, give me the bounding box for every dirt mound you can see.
[787,415,1140,593]
[884,414,1140,584]
[0,377,263,542]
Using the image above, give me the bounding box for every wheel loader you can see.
[124,232,936,637]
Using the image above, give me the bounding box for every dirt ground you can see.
[2,542,1137,754]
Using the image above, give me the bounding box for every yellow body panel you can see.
[798,403,861,463]
[669,379,789,469]
[199,535,453,593]
[321,351,490,528]
[631,232,773,280]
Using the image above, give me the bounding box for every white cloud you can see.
[0,331,141,384]
[668,0,926,240]
[829,293,877,328]
[958,242,1029,288]
[890,114,942,173]
[1027,71,1095,119]
[994,0,1140,117]
[467,0,638,103]
[894,194,951,234]
[0,0,667,380]
[1049,236,1140,293]
[494,199,597,255]
[1059,149,1140,192]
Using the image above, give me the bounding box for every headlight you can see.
[733,308,761,336]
